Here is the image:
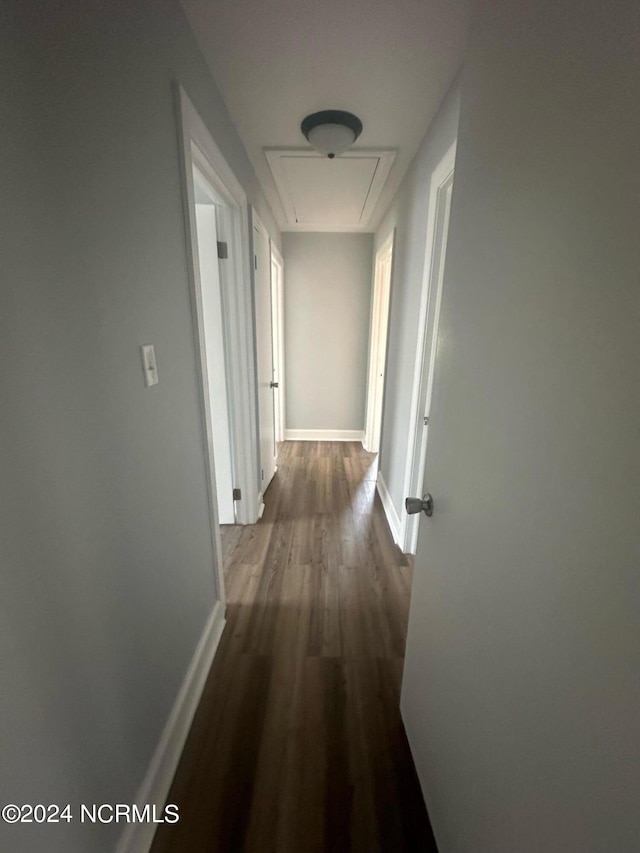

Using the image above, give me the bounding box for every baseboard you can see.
[115,599,226,853]
[284,429,365,442]
[376,471,402,547]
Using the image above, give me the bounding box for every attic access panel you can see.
[265,149,395,230]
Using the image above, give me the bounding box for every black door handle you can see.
[405,494,434,517]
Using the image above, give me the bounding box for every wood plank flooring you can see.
[151,441,437,853]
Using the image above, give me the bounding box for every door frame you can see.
[270,244,286,444]
[401,140,457,554]
[177,87,260,587]
[363,229,395,453]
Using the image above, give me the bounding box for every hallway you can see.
[151,441,437,852]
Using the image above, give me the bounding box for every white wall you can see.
[0,2,277,851]
[402,0,640,850]
[374,79,461,517]
[282,233,373,435]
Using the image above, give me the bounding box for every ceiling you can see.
[180,0,471,233]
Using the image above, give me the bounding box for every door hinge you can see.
[423,416,429,426]
[232,487,241,501]
[217,241,228,259]
[254,255,257,270]
[261,468,264,481]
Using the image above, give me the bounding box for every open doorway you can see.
[363,231,394,453]
[402,140,456,554]
[177,87,262,603]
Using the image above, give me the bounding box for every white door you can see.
[399,14,638,848]
[364,235,394,453]
[270,247,285,444]
[195,202,235,524]
[253,212,277,494]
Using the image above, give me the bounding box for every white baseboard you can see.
[116,600,226,853]
[284,429,365,442]
[376,471,402,547]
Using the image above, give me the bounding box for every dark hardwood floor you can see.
[151,441,437,853]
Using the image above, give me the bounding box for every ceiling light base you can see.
[301,110,363,158]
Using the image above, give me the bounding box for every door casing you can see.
[402,140,457,554]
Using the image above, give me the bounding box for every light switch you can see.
[140,344,159,387]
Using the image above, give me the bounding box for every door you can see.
[195,200,235,524]
[364,234,394,453]
[253,212,277,494]
[270,246,285,444]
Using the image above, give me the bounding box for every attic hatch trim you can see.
[264,148,396,232]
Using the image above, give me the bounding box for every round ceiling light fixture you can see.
[301,110,363,159]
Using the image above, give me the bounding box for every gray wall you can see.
[282,233,373,432]
[402,0,640,850]
[0,2,277,851]
[374,80,461,513]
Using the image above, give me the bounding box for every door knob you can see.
[405,493,434,517]
[270,381,279,388]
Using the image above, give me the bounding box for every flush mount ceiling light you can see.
[300,110,363,159]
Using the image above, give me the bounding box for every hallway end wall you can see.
[282,232,373,437]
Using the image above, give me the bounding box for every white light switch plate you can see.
[140,344,159,387]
